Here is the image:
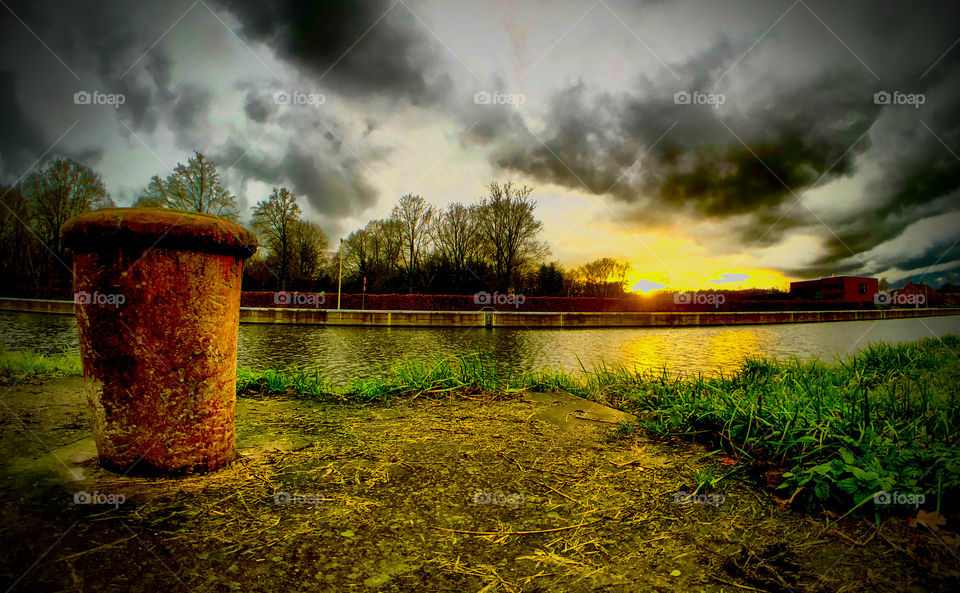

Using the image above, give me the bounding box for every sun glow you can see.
[625,267,790,293]
[544,205,800,293]
[617,233,794,293]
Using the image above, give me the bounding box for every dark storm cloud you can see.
[493,52,881,238]
[80,7,177,135]
[1,0,391,224]
[283,141,379,215]
[212,0,451,105]
[0,69,48,181]
[0,0,180,176]
[488,2,960,280]
[0,68,103,182]
[806,70,960,275]
[3,0,958,282]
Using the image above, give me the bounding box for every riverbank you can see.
[2,352,958,591]
[4,336,959,518]
[2,296,958,327]
[238,335,960,518]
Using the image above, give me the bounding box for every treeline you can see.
[334,182,637,296]
[0,150,635,298]
[339,183,543,294]
[0,151,331,297]
[0,160,113,295]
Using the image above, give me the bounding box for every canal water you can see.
[4,311,959,386]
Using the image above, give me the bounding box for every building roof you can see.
[790,276,876,285]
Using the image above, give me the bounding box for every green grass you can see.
[236,366,340,401]
[238,335,960,516]
[0,349,82,384]
[616,335,960,515]
[236,354,533,402]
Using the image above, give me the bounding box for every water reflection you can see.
[704,330,763,372]
[2,311,959,386]
[618,332,680,372]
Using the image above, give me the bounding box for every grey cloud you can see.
[214,136,381,222]
[0,69,48,182]
[212,0,451,105]
[0,69,105,182]
[169,84,212,150]
[486,4,960,280]
[492,54,881,241]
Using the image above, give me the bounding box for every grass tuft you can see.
[0,349,82,384]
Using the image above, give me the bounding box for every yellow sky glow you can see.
[541,199,800,292]
[618,231,794,292]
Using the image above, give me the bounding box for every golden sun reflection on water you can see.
[619,328,770,376]
[703,330,764,369]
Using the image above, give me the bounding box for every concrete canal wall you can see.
[2,297,958,328]
[0,298,75,315]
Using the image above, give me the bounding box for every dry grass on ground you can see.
[0,379,957,592]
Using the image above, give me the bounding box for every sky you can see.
[1,0,959,291]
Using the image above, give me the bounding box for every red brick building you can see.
[789,276,879,303]
[894,282,940,306]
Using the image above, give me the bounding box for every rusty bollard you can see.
[61,208,258,474]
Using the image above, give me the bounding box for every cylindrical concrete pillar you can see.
[61,208,258,474]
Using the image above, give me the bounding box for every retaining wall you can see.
[2,297,958,328]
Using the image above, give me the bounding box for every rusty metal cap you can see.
[62,208,258,258]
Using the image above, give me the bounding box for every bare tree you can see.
[0,184,42,289]
[391,194,434,293]
[25,159,110,268]
[342,226,373,283]
[476,181,547,291]
[373,218,403,273]
[289,219,328,286]
[578,257,629,296]
[251,187,301,289]
[341,218,403,292]
[137,151,238,220]
[432,202,482,288]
